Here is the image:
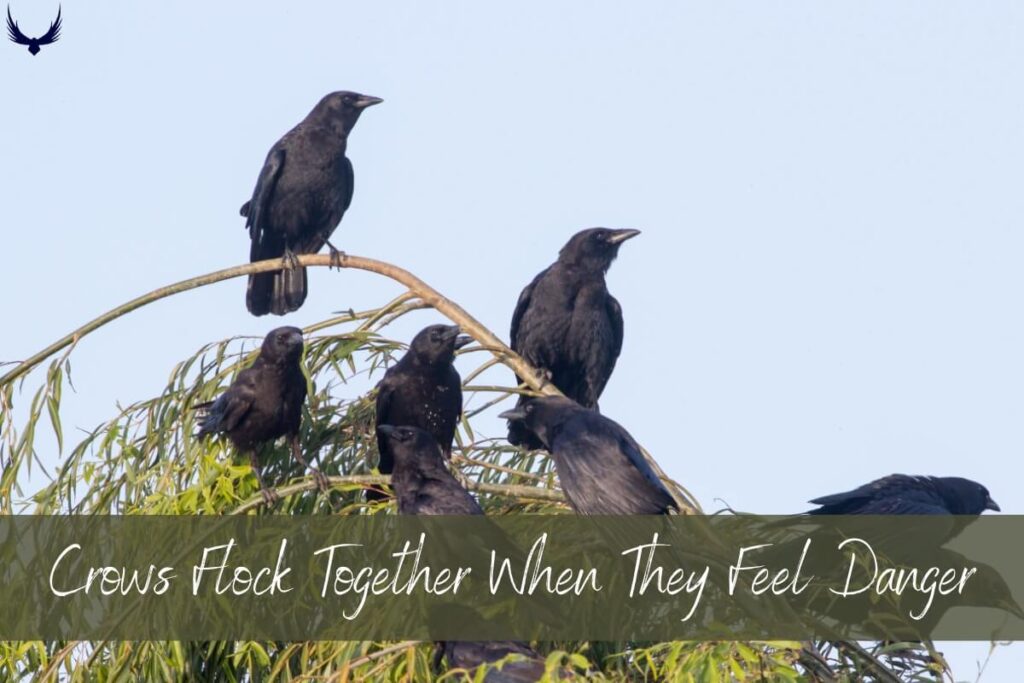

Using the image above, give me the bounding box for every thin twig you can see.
[452,453,551,483]
[229,473,566,514]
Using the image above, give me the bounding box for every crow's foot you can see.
[281,247,301,270]
[325,240,346,270]
[260,487,280,507]
[312,468,331,493]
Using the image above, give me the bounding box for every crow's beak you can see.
[356,95,384,109]
[376,424,397,438]
[608,229,641,245]
[498,408,527,421]
[985,495,1001,512]
[996,596,1024,621]
[442,326,471,349]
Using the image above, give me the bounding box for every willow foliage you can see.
[0,260,952,681]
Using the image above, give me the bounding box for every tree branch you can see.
[229,473,567,515]
[1,253,698,513]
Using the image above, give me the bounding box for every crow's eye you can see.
[594,230,608,241]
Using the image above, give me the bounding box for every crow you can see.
[7,5,61,56]
[799,474,1007,645]
[377,425,555,681]
[241,90,382,316]
[369,324,471,501]
[507,227,639,448]
[376,425,480,515]
[807,474,1000,516]
[195,327,326,504]
[500,396,676,515]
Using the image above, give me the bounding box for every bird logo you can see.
[7,5,61,56]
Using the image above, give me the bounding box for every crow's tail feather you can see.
[194,406,222,439]
[246,267,308,316]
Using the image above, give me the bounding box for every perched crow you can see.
[241,90,382,316]
[376,425,480,515]
[377,425,554,681]
[369,324,470,501]
[196,327,326,504]
[807,475,1000,516]
[501,396,676,515]
[796,478,1016,640]
[507,227,639,448]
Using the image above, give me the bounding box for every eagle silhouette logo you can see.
[7,5,61,55]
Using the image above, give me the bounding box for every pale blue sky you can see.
[2,2,1022,678]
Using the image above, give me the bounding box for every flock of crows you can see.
[192,91,1005,680]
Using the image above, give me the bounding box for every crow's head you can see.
[376,424,442,468]
[960,558,1024,619]
[558,227,641,273]
[499,396,582,450]
[407,324,472,367]
[933,476,1000,515]
[260,326,304,364]
[311,90,383,135]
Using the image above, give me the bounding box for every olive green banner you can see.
[0,515,1020,640]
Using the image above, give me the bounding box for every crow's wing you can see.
[339,155,354,215]
[613,426,677,513]
[808,474,938,514]
[373,374,398,472]
[36,6,60,45]
[848,497,951,515]
[374,372,396,429]
[509,268,547,350]
[606,294,624,364]
[198,368,259,436]
[556,417,676,515]
[284,151,354,256]
[246,147,286,257]
[7,8,30,44]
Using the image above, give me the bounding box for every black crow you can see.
[507,227,639,448]
[807,474,1000,516]
[196,327,326,504]
[369,324,470,501]
[377,425,555,681]
[241,90,382,316]
[500,396,676,515]
[375,425,480,515]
